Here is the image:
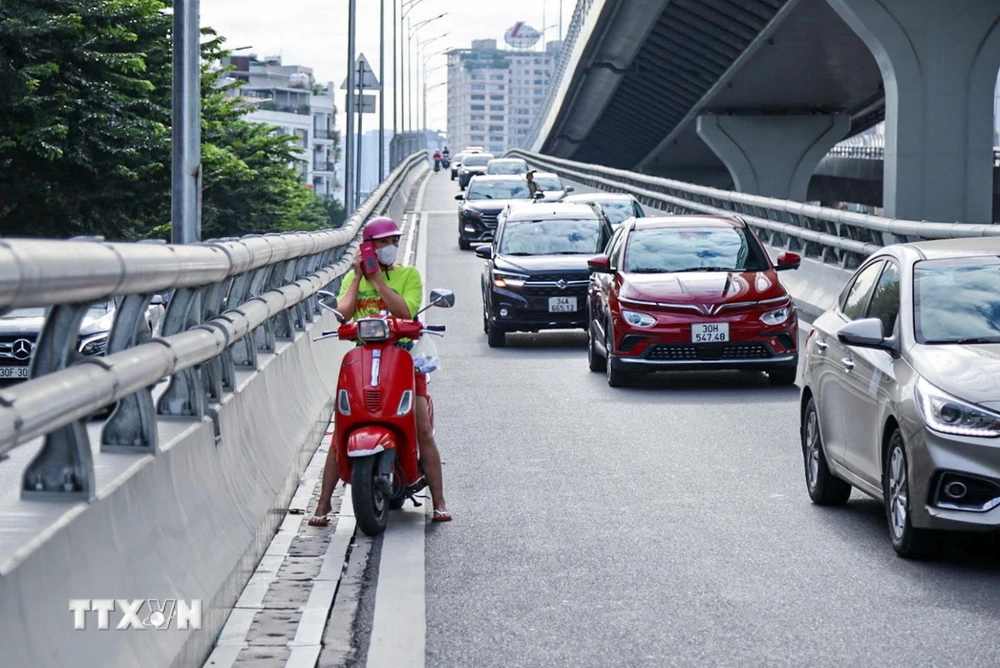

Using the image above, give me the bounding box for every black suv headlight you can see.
[492,271,528,289]
[462,209,482,219]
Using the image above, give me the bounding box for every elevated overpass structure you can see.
[528,0,1000,224]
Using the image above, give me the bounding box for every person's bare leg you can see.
[312,445,339,520]
[416,396,448,513]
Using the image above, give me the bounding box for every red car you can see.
[586,215,801,387]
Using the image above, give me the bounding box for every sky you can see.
[200,0,574,134]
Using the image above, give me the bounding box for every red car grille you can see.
[646,343,773,361]
[365,390,383,412]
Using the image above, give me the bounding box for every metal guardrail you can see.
[827,145,1000,166]
[0,149,429,501]
[508,149,1000,268]
[518,0,599,151]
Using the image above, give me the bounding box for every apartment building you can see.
[446,39,562,154]
[223,55,338,200]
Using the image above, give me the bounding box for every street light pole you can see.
[378,0,385,182]
[344,0,357,213]
[392,0,398,147]
[171,0,201,245]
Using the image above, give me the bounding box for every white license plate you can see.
[692,323,729,343]
[548,297,577,313]
[0,366,29,379]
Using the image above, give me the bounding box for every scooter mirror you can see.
[316,290,339,310]
[429,289,455,308]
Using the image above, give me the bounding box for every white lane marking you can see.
[364,177,432,668]
[285,646,322,668]
[365,504,427,668]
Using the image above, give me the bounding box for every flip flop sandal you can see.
[432,509,452,523]
[307,514,332,527]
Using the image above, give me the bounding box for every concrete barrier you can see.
[0,166,430,667]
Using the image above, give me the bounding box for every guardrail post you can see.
[156,287,207,417]
[101,294,160,454]
[21,303,95,500]
[202,278,235,394]
[271,260,297,342]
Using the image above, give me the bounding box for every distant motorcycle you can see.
[441,156,451,170]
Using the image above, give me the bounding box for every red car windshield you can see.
[624,227,770,273]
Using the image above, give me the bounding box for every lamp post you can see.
[400,0,429,134]
[379,0,385,182]
[344,0,357,213]
[172,0,201,245]
[417,34,451,131]
[407,13,447,135]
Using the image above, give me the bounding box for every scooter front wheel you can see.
[352,455,388,536]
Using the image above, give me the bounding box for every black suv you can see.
[475,202,613,347]
[456,175,537,250]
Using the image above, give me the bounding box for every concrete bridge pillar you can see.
[826,0,1000,223]
[696,114,850,201]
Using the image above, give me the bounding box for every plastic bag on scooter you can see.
[409,334,440,374]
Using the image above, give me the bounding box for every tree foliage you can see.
[0,0,344,241]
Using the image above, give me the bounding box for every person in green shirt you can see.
[310,217,451,524]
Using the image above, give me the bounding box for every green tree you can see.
[0,0,343,241]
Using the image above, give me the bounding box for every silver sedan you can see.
[799,238,1000,558]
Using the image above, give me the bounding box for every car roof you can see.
[469,174,532,182]
[487,158,526,163]
[504,202,602,221]
[627,215,745,230]
[563,193,635,203]
[899,237,1000,260]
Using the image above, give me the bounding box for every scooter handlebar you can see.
[424,325,446,332]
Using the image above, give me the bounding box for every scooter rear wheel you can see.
[352,455,388,536]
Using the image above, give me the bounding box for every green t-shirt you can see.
[338,265,423,321]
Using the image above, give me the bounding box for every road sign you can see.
[504,22,541,49]
[356,95,376,114]
[341,54,381,91]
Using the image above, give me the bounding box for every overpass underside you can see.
[543,0,1000,224]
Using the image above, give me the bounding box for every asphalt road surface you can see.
[419,171,1000,668]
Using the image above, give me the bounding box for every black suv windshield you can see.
[464,155,491,167]
[467,180,531,200]
[915,257,1000,344]
[624,227,770,273]
[499,218,605,256]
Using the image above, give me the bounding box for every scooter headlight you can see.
[357,318,389,342]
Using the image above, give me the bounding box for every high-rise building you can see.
[222,55,338,200]
[446,39,562,154]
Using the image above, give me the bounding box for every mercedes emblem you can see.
[11,338,33,361]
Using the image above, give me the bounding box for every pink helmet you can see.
[363,217,401,242]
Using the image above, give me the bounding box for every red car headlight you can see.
[621,309,656,327]
[760,306,792,326]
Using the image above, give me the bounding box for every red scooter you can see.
[316,289,454,536]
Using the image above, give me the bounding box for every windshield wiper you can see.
[673,267,738,272]
[504,252,534,256]
[925,337,1000,344]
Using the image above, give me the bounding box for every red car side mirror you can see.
[588,256,612,273]
[775,252,801,271]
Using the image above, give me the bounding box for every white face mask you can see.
[376,244,398,266]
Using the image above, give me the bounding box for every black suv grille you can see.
[0,334,38,366]
[646,343,773,361]
[521,283,589,297]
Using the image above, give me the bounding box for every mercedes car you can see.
[799,237,1000,558]
[586,215,801,387]
[0,297,165,386]
[476,202,613,347]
